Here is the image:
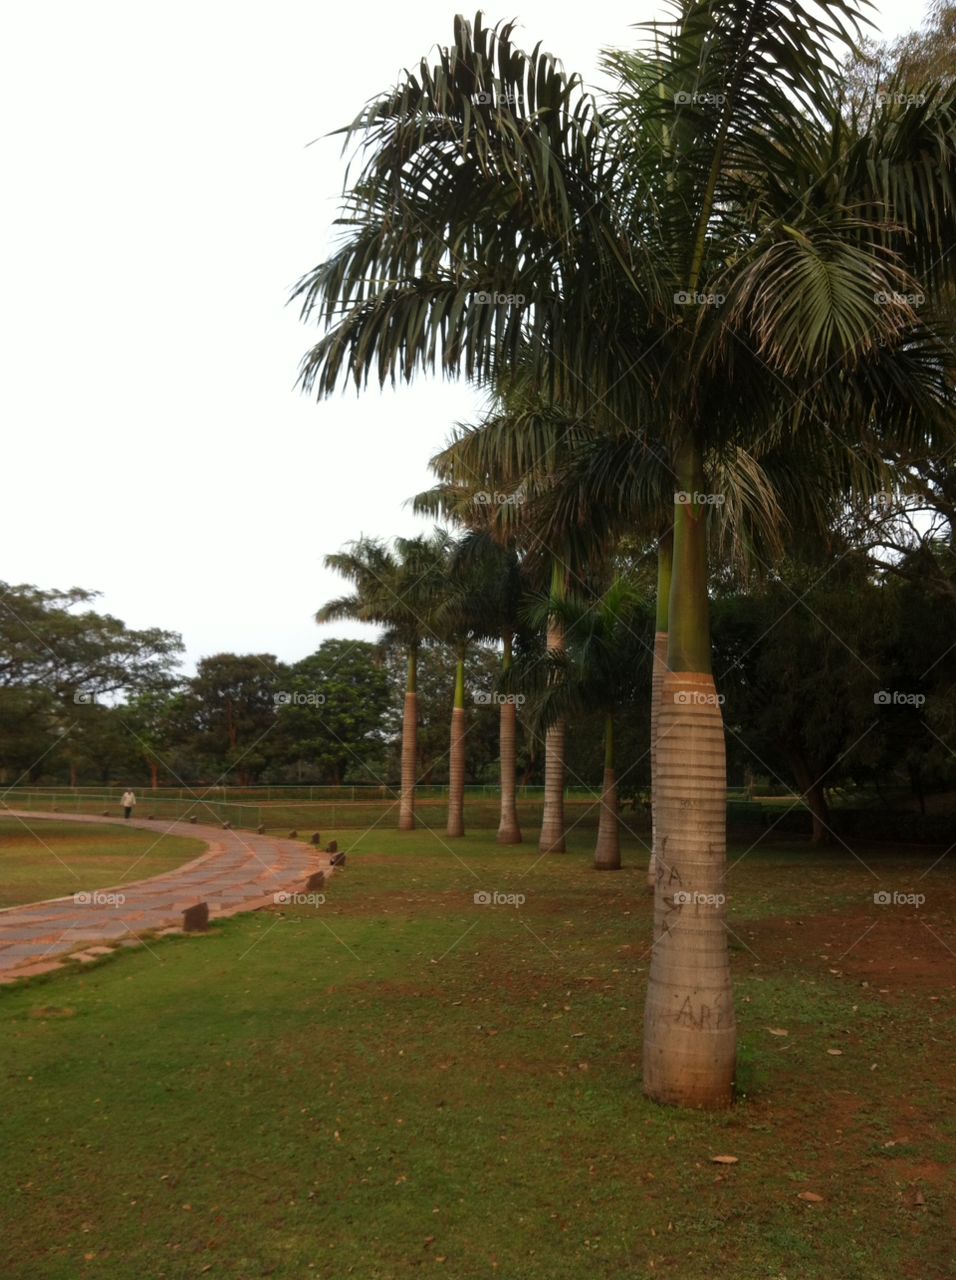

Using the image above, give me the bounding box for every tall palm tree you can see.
[413,473,533,844]
[317,535,446,830]
[296,6,956,1107]
[524,579,651,869]
[431,530,501,837]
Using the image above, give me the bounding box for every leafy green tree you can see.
[274,640,390,784]
[175,655,286,784]
[0,581,182,785]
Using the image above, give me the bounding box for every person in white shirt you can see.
[121,789,136,820]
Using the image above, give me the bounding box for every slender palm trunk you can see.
[447,643,467,837]
[539,563,567,853]
[398,645,418,831]
[497,629,522,844]
[648,530,673,891]
[594,713,620,870]
[642,439,735,1110]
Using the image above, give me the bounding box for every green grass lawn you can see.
[0,819,204,909]
[1,824,953,1279]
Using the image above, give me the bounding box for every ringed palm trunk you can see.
[642,439,735,1110]
[538,563,567,854]
[398,645,418,831]
[594,713,620,870]
[648,531,673,891]
[447,643,467,837]
[497,629,522,844]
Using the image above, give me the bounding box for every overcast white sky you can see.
[0,0,921,672]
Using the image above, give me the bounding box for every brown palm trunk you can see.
[497,700,522,843]
[447,648,467,837]
[447,706,466,836]
[643,672,734,1107]
[594,714,620,870]
[398,647,418,831]
[647,628,669,890]
[538,583,567,853]
[149,760,159,791]
[647,531,672,892]
[497,631,522,844]
[642,446,734,1110]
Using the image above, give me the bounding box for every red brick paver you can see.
[0,813,329,983]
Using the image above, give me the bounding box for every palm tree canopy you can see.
[317,533,448,650]
[295,3,956,463]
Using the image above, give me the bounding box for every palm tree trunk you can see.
[642,439,735,1110]
[647,530,673,891]
[447,643,467,837]
[539,562,567,853]
[497,629,522,844]
[398,646,418,831]
[594,713,620,870]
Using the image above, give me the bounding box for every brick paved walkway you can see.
[0,812,329,983]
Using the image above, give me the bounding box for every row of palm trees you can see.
[317,527,651,869]
[297,1,956,1108]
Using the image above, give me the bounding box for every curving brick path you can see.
[0,812,329,984]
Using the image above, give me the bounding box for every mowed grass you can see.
[1,824,954,1279]
[0,820,205,909]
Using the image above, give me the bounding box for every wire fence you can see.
[0,783,779,834]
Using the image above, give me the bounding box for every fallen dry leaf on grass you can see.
[797,1191,824,1203]
[766,1027,789,1036]
[710,1155,739,1165]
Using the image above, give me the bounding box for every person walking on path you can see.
[121,789,136,820]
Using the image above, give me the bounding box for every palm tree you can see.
[296,6,956,1107]
[431,530,502,837]
[525,580,650,869]
[317,535,446,830]
[413,473,533,845]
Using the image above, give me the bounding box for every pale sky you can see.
[0,0,921,673]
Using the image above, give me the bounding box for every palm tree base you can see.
[642,670,735,1110]
[538,833,567,853]
[496,826,523,844]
